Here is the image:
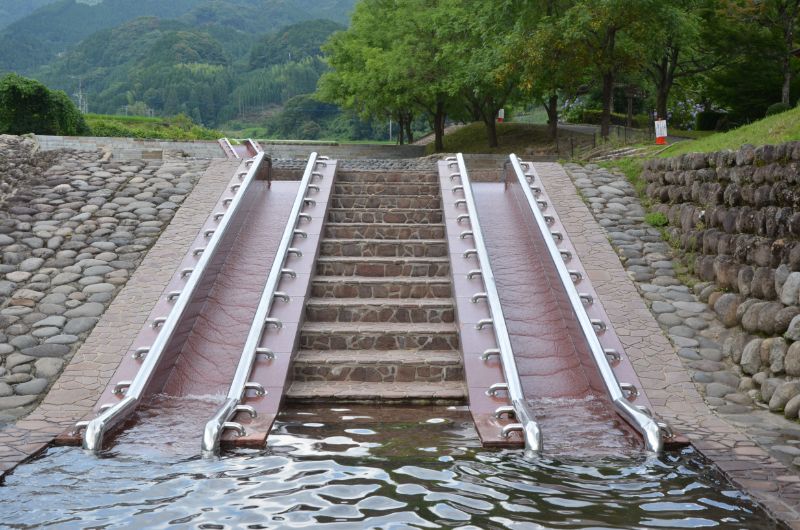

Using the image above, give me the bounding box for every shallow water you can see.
[0,403,785,529]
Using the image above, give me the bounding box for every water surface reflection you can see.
[0,404,784,529]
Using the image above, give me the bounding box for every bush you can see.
[695,110,726,131]
[576,109,648,128]
[645,212,669,227]
[0,73,89,135]
[765,102,791,117]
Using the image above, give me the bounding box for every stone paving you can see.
[541,161,800,528]
[0,137,211,427]
[0,156,237,477]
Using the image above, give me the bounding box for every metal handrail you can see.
[449,153,542,457]
[219,138,239,159]
[81,152,268,453]
[246,138,263,154]
[201,152,325,456]
[508,154,663,453]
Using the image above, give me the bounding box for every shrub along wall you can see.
[643,142,800,415]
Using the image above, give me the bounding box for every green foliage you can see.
[695,111,726,131]
[645,212,669,227]
[0,73,89,135]
[661,106,800,157]
[85,113,221,140]
[766,102,792,116]
[249,19,343,70]
[574,109,649,128]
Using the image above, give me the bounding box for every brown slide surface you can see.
[473,183,640,457]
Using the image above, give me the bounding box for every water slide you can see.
[60,153,336,454]
[440,155,681,456]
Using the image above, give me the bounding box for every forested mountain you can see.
[0,0,356,73]
[0,0,58,30]
[26,12,348,131]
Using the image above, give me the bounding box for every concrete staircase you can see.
[287,171,466,403]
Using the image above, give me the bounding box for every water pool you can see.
[0,402,785,529]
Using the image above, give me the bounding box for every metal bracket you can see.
[487,382,509,397]
[620,383,639,400]
[495,406,516,419]
[264,318,283,329]
[476,318,494,330]
[466,269,482,280]
[481,349,501,361]
[244,382,266,396]
[112,381,132,395]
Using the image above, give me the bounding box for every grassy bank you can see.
[659,107,800,157]
[85,114,222,140]
[424,122,557,155]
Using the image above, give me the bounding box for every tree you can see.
[0,73,89,135]
[559,0,660,138]
[317,0,453,149]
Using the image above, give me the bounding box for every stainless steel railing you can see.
[508,154,663,453]
[219,138,239,159]
[447,154,542,457]
[201,152,327,456]
[79,153,269,453]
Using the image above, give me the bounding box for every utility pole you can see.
[72,77,88,114]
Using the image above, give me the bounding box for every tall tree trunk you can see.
[600,71,614,140]
[545,94,558,140]
[397,115,405,145]
[483,114,499,148]
[404,113,414,144]
[780,1,799,105]
[434,101,446,152]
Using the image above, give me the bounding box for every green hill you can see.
[0,0,57,30]
[0,0,357,73]
[661,107,800,157]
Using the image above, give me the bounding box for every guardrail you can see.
[447,154,542,457]
[219,138,239,159]
[508,153,664,453]
[201,152,327,456]
[78,153,269,453]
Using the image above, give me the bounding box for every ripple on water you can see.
[0,405,784,529]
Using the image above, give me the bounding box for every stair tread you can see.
[321,238,445,243]
[313,276,450,284]
[294,350,461,364]
[286,380,467,400]
[302,322,457,333]
[325,222,446,228]
[316,256,449,262]
[306,297,453,307]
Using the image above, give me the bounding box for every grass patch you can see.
[659,106,800,157]
[85,114,222,140]
[669,129,715,140]
[425,122,557,155]
[644,212,668,227]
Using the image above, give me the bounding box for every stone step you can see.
[324,223,446,240]
[319,239,447,258]
[299,322,459,351]
[328,208,443,224]
[305,298,455,323]
[292,350,463,383]
[311,276,452,298]
[334,183,441,196]
[335,172,439,184]
[331,195,441,210]
[285,380,466,403]
[315,257,450,278]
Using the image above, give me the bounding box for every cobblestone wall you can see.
[643,142,800,415]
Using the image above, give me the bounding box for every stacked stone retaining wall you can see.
[643,142,800,417]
